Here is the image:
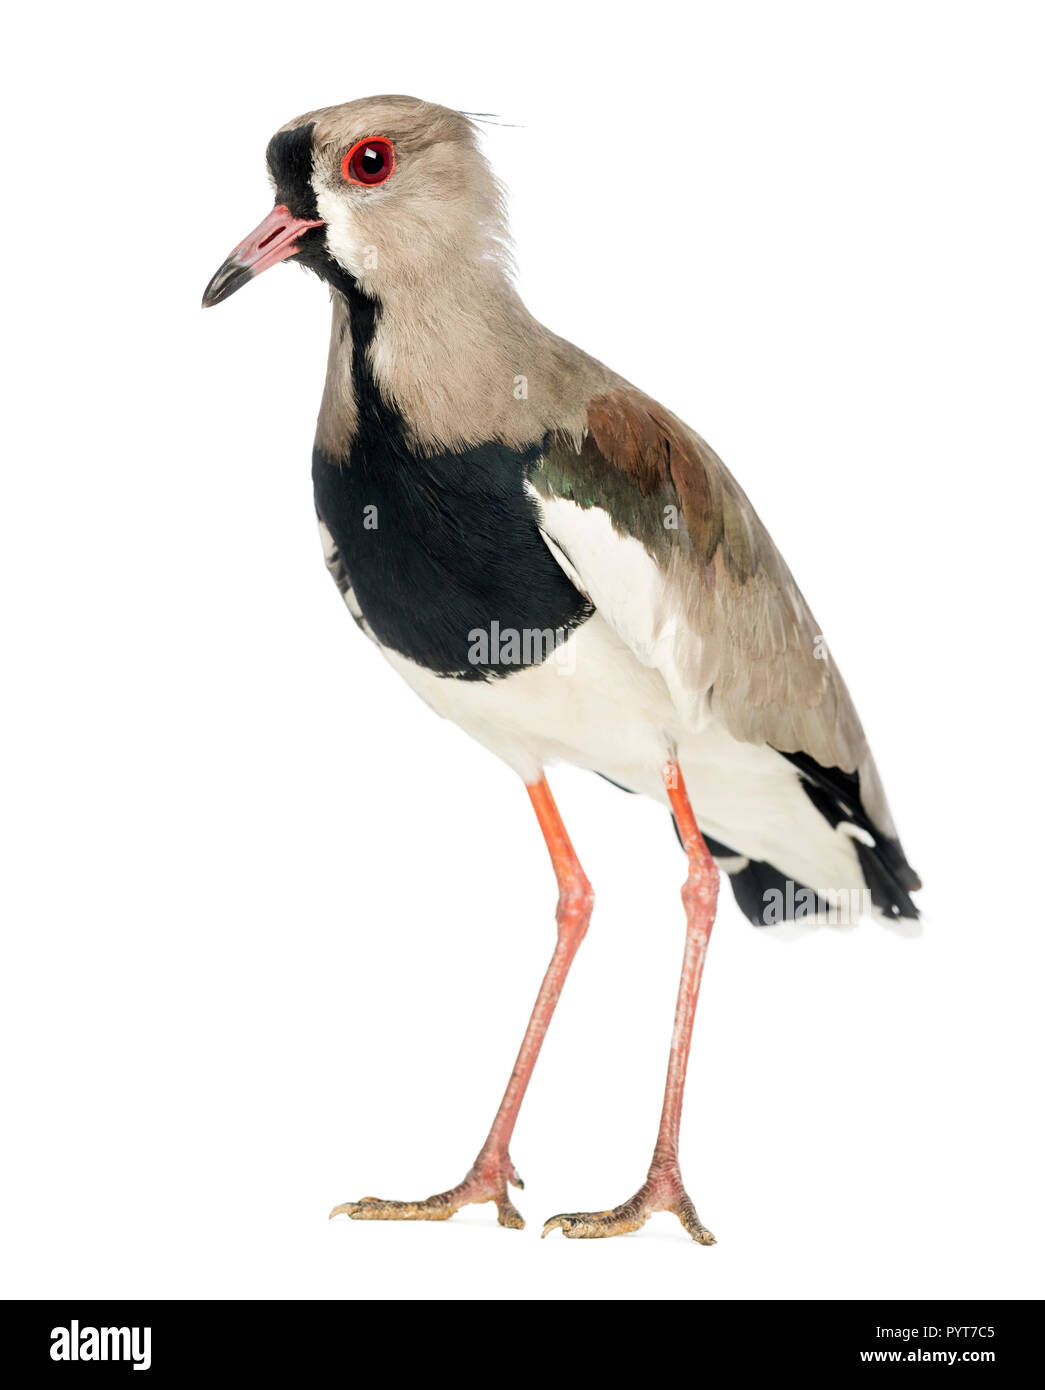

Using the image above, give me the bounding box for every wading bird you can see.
[203,96,920,1241]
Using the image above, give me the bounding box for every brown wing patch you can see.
[586,390,664,492]
[588,389,723,564]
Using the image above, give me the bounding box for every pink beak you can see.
[202,204,325,307]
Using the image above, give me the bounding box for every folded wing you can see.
[530,385,920,917]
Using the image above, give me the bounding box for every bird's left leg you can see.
[330,773,593,1229]
[543,760,719,1243]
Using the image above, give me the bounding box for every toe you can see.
[673,1195,716,1244]
[496,1197,526,1230]
[542,1209,645,1238]
[679,1215,716,1244]
[329,1196,456,1222]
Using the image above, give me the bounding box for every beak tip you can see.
[201,263,253,309]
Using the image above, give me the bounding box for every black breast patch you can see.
[314,438,593,680]
[313,283,592,680]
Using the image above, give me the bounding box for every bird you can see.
[203,94,920,1242]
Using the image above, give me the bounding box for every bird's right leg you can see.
[330,773,593,1229]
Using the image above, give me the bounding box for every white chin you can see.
[314,193,369,281]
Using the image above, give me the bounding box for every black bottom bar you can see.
[3,1299,1036,1380]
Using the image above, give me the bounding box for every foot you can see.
[541,1164,715,1244]
[329,1154,525,1229]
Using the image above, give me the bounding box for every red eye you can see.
[341,136,396,186]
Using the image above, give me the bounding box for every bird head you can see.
[202,95,508,309]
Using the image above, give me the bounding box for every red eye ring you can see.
[341,136,396,187]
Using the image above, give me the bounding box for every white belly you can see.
[380,612,676,790]
[374,611,866,901]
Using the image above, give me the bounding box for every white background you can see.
[3,1,1043,1301]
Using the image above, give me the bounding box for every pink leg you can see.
[543,760,719,1243]
[330,773,593,1229]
